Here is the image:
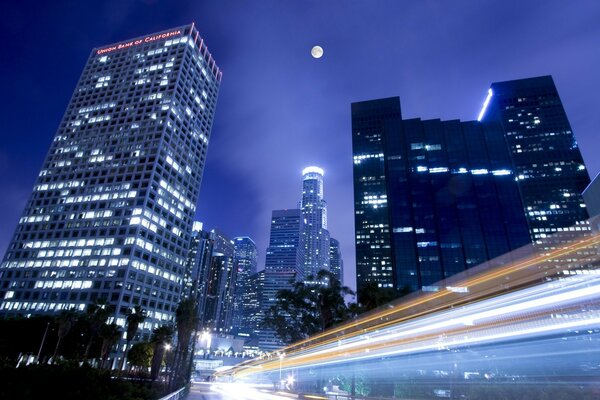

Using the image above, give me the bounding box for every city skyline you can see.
[1,1,600,291]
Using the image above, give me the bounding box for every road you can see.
[185,382,301,400]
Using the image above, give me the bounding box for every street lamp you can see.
[278,353,285,388]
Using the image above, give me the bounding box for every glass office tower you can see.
[479,76,590,241]
[231,236,258,334]
[0,24,221,334]
[352,97,530,295]
[300,167,330,279]
[329,237,343,284]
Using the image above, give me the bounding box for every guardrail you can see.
[158,387,186,400]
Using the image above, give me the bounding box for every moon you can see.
[311,45,324,59]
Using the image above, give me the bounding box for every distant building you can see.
[265,209,304,277]
[231,236,258,335]
[329,238,343,284]
[0,25,221,338]
[300,167,331,279]
[258,269,296,351]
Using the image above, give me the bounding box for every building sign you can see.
[96,30,182,55]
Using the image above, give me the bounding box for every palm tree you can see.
[83,299,114,361]
[150,325,173,381]
[119,305,146,371]
[170,298,198,389]
[52,309,79,360]
[99,323,122,369]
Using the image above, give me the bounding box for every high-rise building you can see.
[352,97,531,294]
[184,221,214,323]
[0,25,221,335]
[258,269,295,351]
[202,230,236,333]
[479,76,590,241]
[231,236,258,334]
[265,209,304,277]
[352,77,591,299]
[329,237,343,284]
[300,167,331,279]
[244,270,264,338]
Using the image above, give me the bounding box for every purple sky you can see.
[1,0,599,291]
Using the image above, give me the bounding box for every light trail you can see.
[224,227,600,383]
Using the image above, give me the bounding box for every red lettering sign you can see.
[96,30,183,55]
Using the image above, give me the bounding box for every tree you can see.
[150,325,173,381]
[264,269,355,344]
[170,298,198,389]
[127,341,153,375]
[52,309,79,360]
[82,299,114,361]
[355,282,408,313]
[99,323,121,369]
[119,306,146,371]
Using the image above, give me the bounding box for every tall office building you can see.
[184,221,214,320]
[352,77,591,298]
[265,209,304,277]
[231,236,258,334]
[202,230,236,333]
[329,238,343,284]
[479,76,590,240]
[300,167,331,279]
[352,97,531,294]
[0,25,221,334]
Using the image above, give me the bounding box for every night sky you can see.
[1,0,599,291]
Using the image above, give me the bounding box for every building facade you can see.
[264,209,304,277]
[329,237,343,284]
[352,77,591,298]
[480,76,590,241]
[352,97,531,295]
[0,25,221,335]
[202,230,236,333]
[231,236,258,334]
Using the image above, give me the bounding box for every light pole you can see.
[36,321,50,363]
[279,353,285,389]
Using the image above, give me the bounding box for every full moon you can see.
[311,45,324,59]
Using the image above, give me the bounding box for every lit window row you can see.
[23,237,115,249]
[0,302,86,312]
[64,190,137,204]
[35,180,84,191]
[33,280,93,290]
[19,215,50,224]
[78,102,116,114]
[353,153,384,164]
[35,247,121,259]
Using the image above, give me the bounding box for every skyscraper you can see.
[300,167,330,279]
[0,25,220,334]
[479,76,590,241]
[202,230,236,333]
[329,237,343,284]
[265,209,304,277]
[352,97,531,294]
[184,221,214,322]
[231,236,258,334]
